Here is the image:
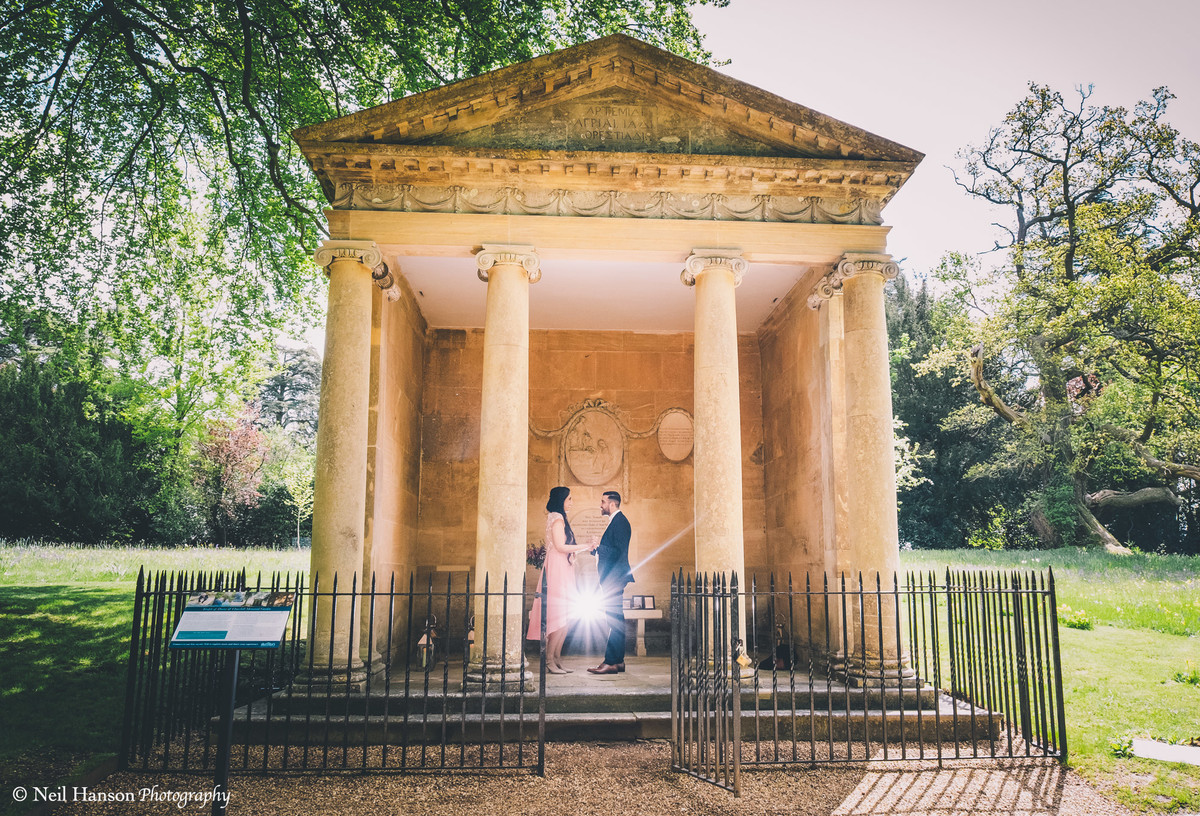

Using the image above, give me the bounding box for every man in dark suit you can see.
[588,491,633,675]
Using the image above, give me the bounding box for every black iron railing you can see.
[120,569,547,775]
[671,569,1067,793]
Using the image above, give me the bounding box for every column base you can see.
[831,653,921,689]
[464,660,534,692]
[291,659,376,694]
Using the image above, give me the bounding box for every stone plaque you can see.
[570,508,610,548]
[565,410,624,485]
[568,508,608,590]
[657,410,694,462]
[568,101,656,150]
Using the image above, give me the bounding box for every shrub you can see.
[1058,604,1094,630]
[1110,732,1135,758]
[1174,661,1200,686]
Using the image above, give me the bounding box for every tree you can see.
[278,449,315,547]
[195,407,267,546]
[1,0,721,334]
[0,357,160,543]
[888,269,1032,549]
[939,84,1200,553]
[257,343,321,444]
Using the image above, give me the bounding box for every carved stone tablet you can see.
[565,410,624,485]
[657,410,694,462]
[568,508,608,590]
[570,508,610,547]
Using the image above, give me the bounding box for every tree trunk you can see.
[1029,506,1060,548]
[1073,483,1133,555]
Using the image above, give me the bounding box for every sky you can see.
[690,0,1200,277]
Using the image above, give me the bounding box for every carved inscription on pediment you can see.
[570,101,656,149]
[442,91,788,156]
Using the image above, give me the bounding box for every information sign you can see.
[169,591,294,649]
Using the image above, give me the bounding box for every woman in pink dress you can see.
[528,486,593,673]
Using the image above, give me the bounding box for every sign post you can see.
[170,590,294,816]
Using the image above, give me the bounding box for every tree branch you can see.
[1101,423,1200,480]
[1086,487,1183,510]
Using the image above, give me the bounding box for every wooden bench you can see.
[624,608,664,657]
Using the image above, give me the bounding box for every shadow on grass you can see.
[0,583,134,812]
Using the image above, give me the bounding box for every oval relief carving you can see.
[565,410,624,485]
[657,410,694,462]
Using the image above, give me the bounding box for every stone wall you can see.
[412,327,767,614]
[757,279,835,582]
[365,276,428,592]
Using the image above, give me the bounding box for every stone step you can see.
[226,701,1000,745]
[260,684,938,716]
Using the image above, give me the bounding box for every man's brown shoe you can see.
[616,662,626,672]
[587,663,620,675]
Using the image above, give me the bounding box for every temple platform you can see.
[230,656,1000,744]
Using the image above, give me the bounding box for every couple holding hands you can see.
[527,486,633,675]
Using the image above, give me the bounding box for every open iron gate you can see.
[670,572,743,795]
[669,570,1068,796]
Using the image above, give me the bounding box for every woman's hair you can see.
[545,486,576,547]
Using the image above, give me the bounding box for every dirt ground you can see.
[18,740,1137,816]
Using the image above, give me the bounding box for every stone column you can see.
[836,253,911,685]
[839,254,901,582]
[471,244,540,684]
[309,240,381,679]
[683,250,748,640]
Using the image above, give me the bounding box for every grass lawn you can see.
[0,543,1196,814]
[0,543,309,816]
[902,548,1200,813]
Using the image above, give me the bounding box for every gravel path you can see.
[34,741,1132,816]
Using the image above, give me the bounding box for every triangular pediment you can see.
[435,87,795,158]
[293,35,923,164]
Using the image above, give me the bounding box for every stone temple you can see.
[291,34,923,674]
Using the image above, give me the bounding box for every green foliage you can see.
[0,359,161,543]
[1057,604,1095,630]
[1175,661,1200,686]
[966,505,1042,551]
[257,344,321,445]
[1109,732,1136,758]
[276,446,315,547]
[946,84,1200,553]
[887,272,1029,549]
[1038,470,1085,548]
[0,0,720,333]
[0,0,719,550]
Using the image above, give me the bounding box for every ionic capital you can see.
[371,262,402,302]
[838,253,900,283]
[680,249,747,287]
[807,253,899,309]
[476,244,541,284]
[314,240,383,272]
